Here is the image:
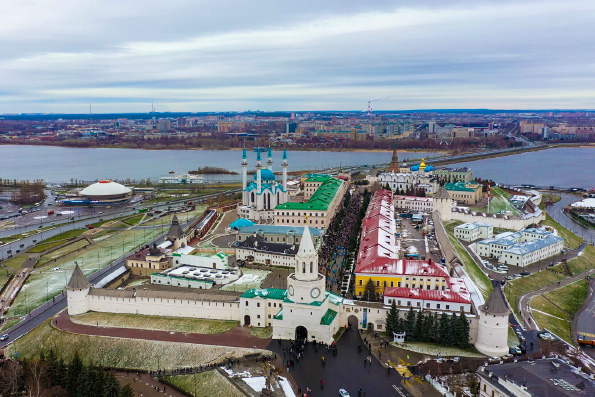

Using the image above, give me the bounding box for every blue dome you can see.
[411,164,420,171]
[254,169,276,181]
[424,165,434,172]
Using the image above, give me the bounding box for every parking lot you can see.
[395,212,443,264]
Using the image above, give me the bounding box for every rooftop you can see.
[275,177,343,211]
[384,285,471,304]
[241,288,288,300]
[238,225,322,237]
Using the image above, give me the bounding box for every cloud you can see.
[1,0,595,112]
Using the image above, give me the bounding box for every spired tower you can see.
[433,185,453,221]
[286,225,326,302]
[266,146,273,171]
[475,285,511,357]
[387,140,400,173]
[255,149,263,198]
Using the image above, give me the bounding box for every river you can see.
[1,145,593,188]
[0,145,435,183]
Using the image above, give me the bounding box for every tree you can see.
[103,371,120,397]
[438,313,450,345]
[457,311,470,348]
[405,307,416,340]
[119,384,135,397]
[448,313,459,346]
[385,300,399,335]
[66,352,84,396]
[364,278,377,302]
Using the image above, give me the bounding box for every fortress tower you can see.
[475,285,511,357]
[66,264,91,316]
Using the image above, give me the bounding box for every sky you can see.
[1,0,595,113]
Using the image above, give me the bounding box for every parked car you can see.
[520,271,531,276]
[510,346,522,355]
[339,389,350,397]
[0,334,9,341]
[506,275,514,280]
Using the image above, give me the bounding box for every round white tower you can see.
[475,285,511,357]
[66,264,91,315]
[286,226,325,304]
[434,185,453,221]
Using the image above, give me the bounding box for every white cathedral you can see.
[237,147,289,222]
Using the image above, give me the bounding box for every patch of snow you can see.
[279,376,296,397]
[243,376,267,392]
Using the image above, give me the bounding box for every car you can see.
[339,389,350,397]
[51,267,61,272]
[513,274,522,279]
[488,274,493,279]
[506,275,514,280]
[488,356,500,362]
[520,271,531,276]
[453,356,460,363]
[0,334,9,341]
[503,354,513,360]
[510,346,522,355]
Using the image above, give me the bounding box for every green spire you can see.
[242,147,247,159]
[256,148,261,161]
[268,145,272,157]
[282,148,287,160]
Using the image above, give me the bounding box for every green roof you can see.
[241,288,287,300]
[305,175,332,183]
[445,181,475,192]
[273,308,283,320]
[276,177,342,211]
[320,309,338,325]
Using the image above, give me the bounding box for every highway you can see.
[546,193,595,245]
[0,189,240,260]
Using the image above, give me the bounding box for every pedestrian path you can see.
[54,310,271,349]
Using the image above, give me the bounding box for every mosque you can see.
[237,147,289,222]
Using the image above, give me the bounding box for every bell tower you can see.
[286,226,325,304]
[387,140,400,173]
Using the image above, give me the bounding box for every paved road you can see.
[0,189,240,260]
[266,319,412,397]
[575,277,595,360]
[547,193,595,244]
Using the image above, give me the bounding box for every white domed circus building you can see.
[61,180,133,205]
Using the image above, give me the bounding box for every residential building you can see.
[433,166,473,182]
[445,180,483,205]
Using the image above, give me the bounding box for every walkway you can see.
[54,310,271,350]
[547,193,595,244]
[574,277,595,361]
[116,372,185,397]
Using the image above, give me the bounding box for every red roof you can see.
[384,287,471,304]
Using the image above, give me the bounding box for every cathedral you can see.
[237,147,289,222]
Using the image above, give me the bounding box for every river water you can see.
[1,144,593,188]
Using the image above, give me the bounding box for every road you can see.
[0,225,174,349]
[266,319,412,397]
[0,189,240,260]
[546,193,595,245]
[575,277,595,360]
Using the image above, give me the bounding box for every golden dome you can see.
[419,158,426,170]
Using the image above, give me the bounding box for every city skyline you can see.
[2,0,595,113]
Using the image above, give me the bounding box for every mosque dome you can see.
[424,165,434,172]
[253,169,276,181]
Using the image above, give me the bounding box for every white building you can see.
[158,174,203,184]
[378,159,438,195]
[454,222,494,242]
[475,228,564,266]
[237,147,289,222]
[383,277,472,313]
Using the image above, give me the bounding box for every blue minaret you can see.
[282,148,288,191]
[256,148,262,195]
[267,146,273,171]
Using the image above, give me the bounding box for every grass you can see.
[6,319,262,370]
[36,240,91,267]
[70,312,240,334]
[566,245,595,275]
[530,307,573,345]
[249,327,273,339]
[503,269,566,318]
[529,296,568,320]
[162,371,244,397]
[482,187,521,216]
[333,327,346,341]
[28,228,88,252]
[508,326,520,347]
[544,213,582,249]
[390,341,485,358]
[543,279,589,316]
[539,193,562,210]
[443,221,492,300]
[122,214,145,226]
[2,254,29,273]
[0,318,21,332]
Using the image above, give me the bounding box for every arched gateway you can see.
[295,326,308,341]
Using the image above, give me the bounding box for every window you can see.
[426,303,430,308]
[257,303,260,308]
[268,302,271,307]
[446,305,450,310]
[383,281,387,287]
[359,280,363,286]
[376,281,380,287]
[437,304,440,309]
[268,315,271,319]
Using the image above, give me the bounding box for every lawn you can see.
[7,227,165,316]
[529,296,568,320]
[162,371,244,397]
[544,214,582,249]
[390,341,485,358]
[1,254,29,273]
[543,279,589,316]
[508,326,520,347]
[249,327,273,339]
[122,214,145,226]
[484,187,521,215]
[503,269,566,318]
[71,312,239,334]
[36,239,91,267]
[444,221,492,300]
[28,228,88,252]
[0,318,21,332]
[530,307,573,345]
[6,319,262,371]
[539,193,562,210]
[566,245,595,276]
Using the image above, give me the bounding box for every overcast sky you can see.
[1,0,595,113]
